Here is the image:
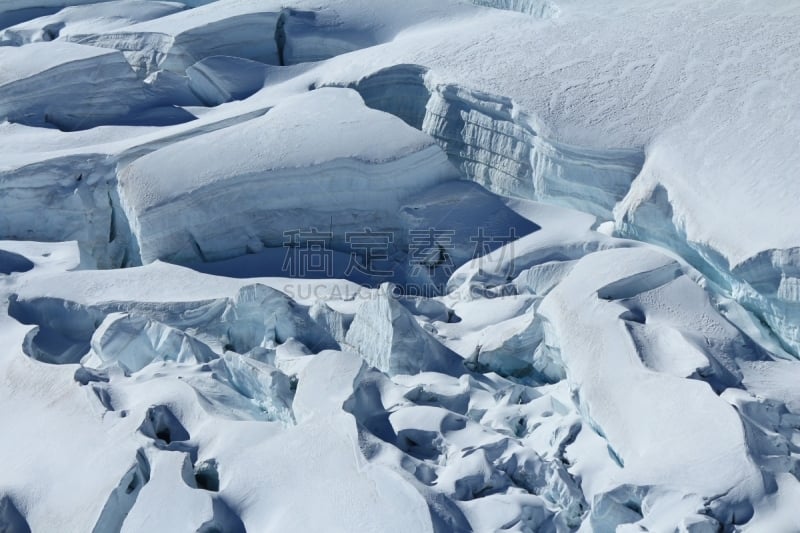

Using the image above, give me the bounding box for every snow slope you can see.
[0,0,799,532]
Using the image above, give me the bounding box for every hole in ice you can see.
[194,460,220,492]
[512,416,527,437]
[41,22,63,41]
[8,296,101,365]
[0,250,34,275]
[125,476,140,495]
[397,429,443,461]
[404,385,470,415]
[139,405,190,445]
[619,307,646,324]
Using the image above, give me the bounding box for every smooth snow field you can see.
[1,1,800,531]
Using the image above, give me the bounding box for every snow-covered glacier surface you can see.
[1,1,800,532]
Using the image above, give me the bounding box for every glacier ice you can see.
[469,0,560,18]
[334,63,645,217]
[0,41,187,130]
[0,153,133,267]
[219,283,338,357]
[1,0,800,531]
[0,0,184,46]
[537,247,767,526]
[617,179,800,357]
[218,352,295,424]
[277,7,377,66]
[117,88,458,264]
[88,312,218,373]
[67,0,281,75]
[344,283,462,376]
[185,55,269,106]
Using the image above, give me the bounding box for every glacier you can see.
[65,0,282,75]
[0,0,799,531]
[0,1,185,45]
[0,41,191,130]
[117,88,459,264]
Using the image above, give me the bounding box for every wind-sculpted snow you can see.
[1,0,800,531]
[0,41,193,130]
[118,88,459,264]
[66,0,282,75]
[617,138,800,356]
[538,248,767,527]
[333,64,645,218]
[0,1,185,45]
[277,7,379,66]
[3,205,800,531]
[0,0,142,30]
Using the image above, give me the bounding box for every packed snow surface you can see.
[1,0,800,532]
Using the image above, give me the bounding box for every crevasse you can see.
[336,63,644,218]
[615,183,800,356]
[339,63,799,357]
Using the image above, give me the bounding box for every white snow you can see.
[68,0,283,74]
[0,1,185,45]
[118,88,458,264]
[0,1,799,531]
[0,40,193,130]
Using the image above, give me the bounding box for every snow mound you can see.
[118,88,458,264]
[0,41,192,129]
[538,247,766,527]
[0,0,184,45]
[68,0,282,75]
